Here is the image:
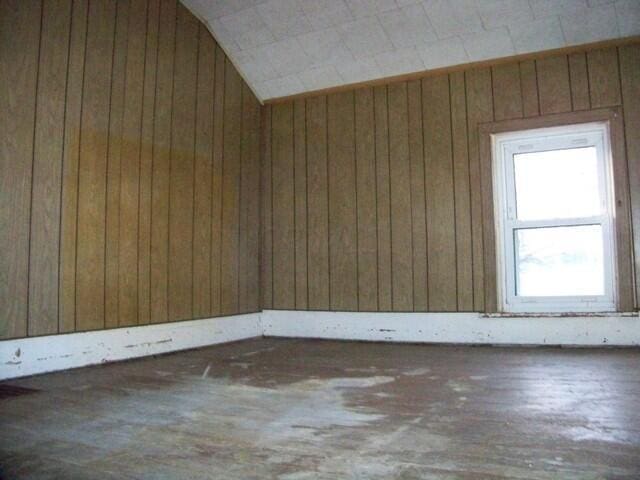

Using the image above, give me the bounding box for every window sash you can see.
[493,123,617,313]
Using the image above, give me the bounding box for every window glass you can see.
[515,225,604,297]
[513,147,601,221]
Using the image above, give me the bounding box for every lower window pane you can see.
[515,225,605,297]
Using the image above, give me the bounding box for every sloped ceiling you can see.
[182,0,640,101]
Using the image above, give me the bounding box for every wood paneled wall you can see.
[0,0,261,339]
[263,44,640,313]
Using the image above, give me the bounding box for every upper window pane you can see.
[513,146,601,221]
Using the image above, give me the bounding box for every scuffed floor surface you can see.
[1,339,639,479]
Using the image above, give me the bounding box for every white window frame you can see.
[492,122,618,313]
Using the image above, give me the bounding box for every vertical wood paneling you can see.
[28,0,72,336]
[492,63,523,121]
[118,0,148,326]
[168,3,198,321]
[261,105,273,309]
[246,93,262,312]
[387,83,413,311]
[4,1,639,334]
[271,103,295,309]
[568,53,590,111]
[465,68,493,312]
[519,60,539,117]
[450,72,473,311]
[609,112,635,312]
[220,61,242,314]
[193,27,214,317]
[138,0,160,325]
[327,91,358,311]
[75,0,116,331]
[2,0,261,338]
[0,0,41,339]
[407,80,428,311]
[619,44,640,307]
[423,76,456,311]
[59,0,88,333]
[355,88,378,311]
[536,55,572,115]
[374,86,392,311]
[265,44,640,316]
[306,96,330,310]
[239,83,259,312]
[238,87,250,313]
[211,44,225,315]
[105,0,129,329]
[587,48,622,108]
[294,99,308,309]
[150,0,176,324]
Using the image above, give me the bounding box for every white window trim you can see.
[492,122,618,313]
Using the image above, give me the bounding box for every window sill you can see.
[482,312,638,318]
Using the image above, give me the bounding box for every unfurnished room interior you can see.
[1,0,640,478]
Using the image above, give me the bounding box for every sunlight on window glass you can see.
[516,225,604,297]
[513,147,601,221]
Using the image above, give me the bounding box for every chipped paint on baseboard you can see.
[0,313,262,380]
[261,310,640,347]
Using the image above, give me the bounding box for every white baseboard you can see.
[0,313,261,380]
[261,310,640,347]
[3,310,638,380]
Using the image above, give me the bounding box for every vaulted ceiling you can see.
[182,0,640,101]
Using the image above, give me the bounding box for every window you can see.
[492,123,617,313]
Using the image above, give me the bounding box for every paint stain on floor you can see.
[1,338,639,479]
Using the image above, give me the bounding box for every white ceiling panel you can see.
[182,0,640,101]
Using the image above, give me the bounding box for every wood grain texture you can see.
[619,44,640,307]
[306,96,330,310]
[407,80,428,312]
[608,111,634,312]
[0,0,41,339]
[536,55,572,115]
[105,0,130,329]
[59,0,88,333]
[450,72,473,311]
[327,91,358,311]
[28,0,72,336]
[465,68,493,312]
[193,26,214,318]
[568,53,590,111]
[118,0,148,327]
[239,83,261,313]
[264,42,639,315]
[261,105,273,309]
[519,60,539,118]
[168,3,198,321]
[150,0,176,324]
[492,63,523,121]
[2,0,261,339]
[138,0,160,325]
[387,83,413,311]
[355,88,378,311]
[374,86,392,311]
[211,44,225,315]
[245,92,262,312]
[220,60,242,315]
[294,99,308,310]
[75,0,116,331]
[587,48,622,108]
[271,102,295,309]
[423,75,457,311]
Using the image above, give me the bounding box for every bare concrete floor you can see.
[1,338,639,479]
